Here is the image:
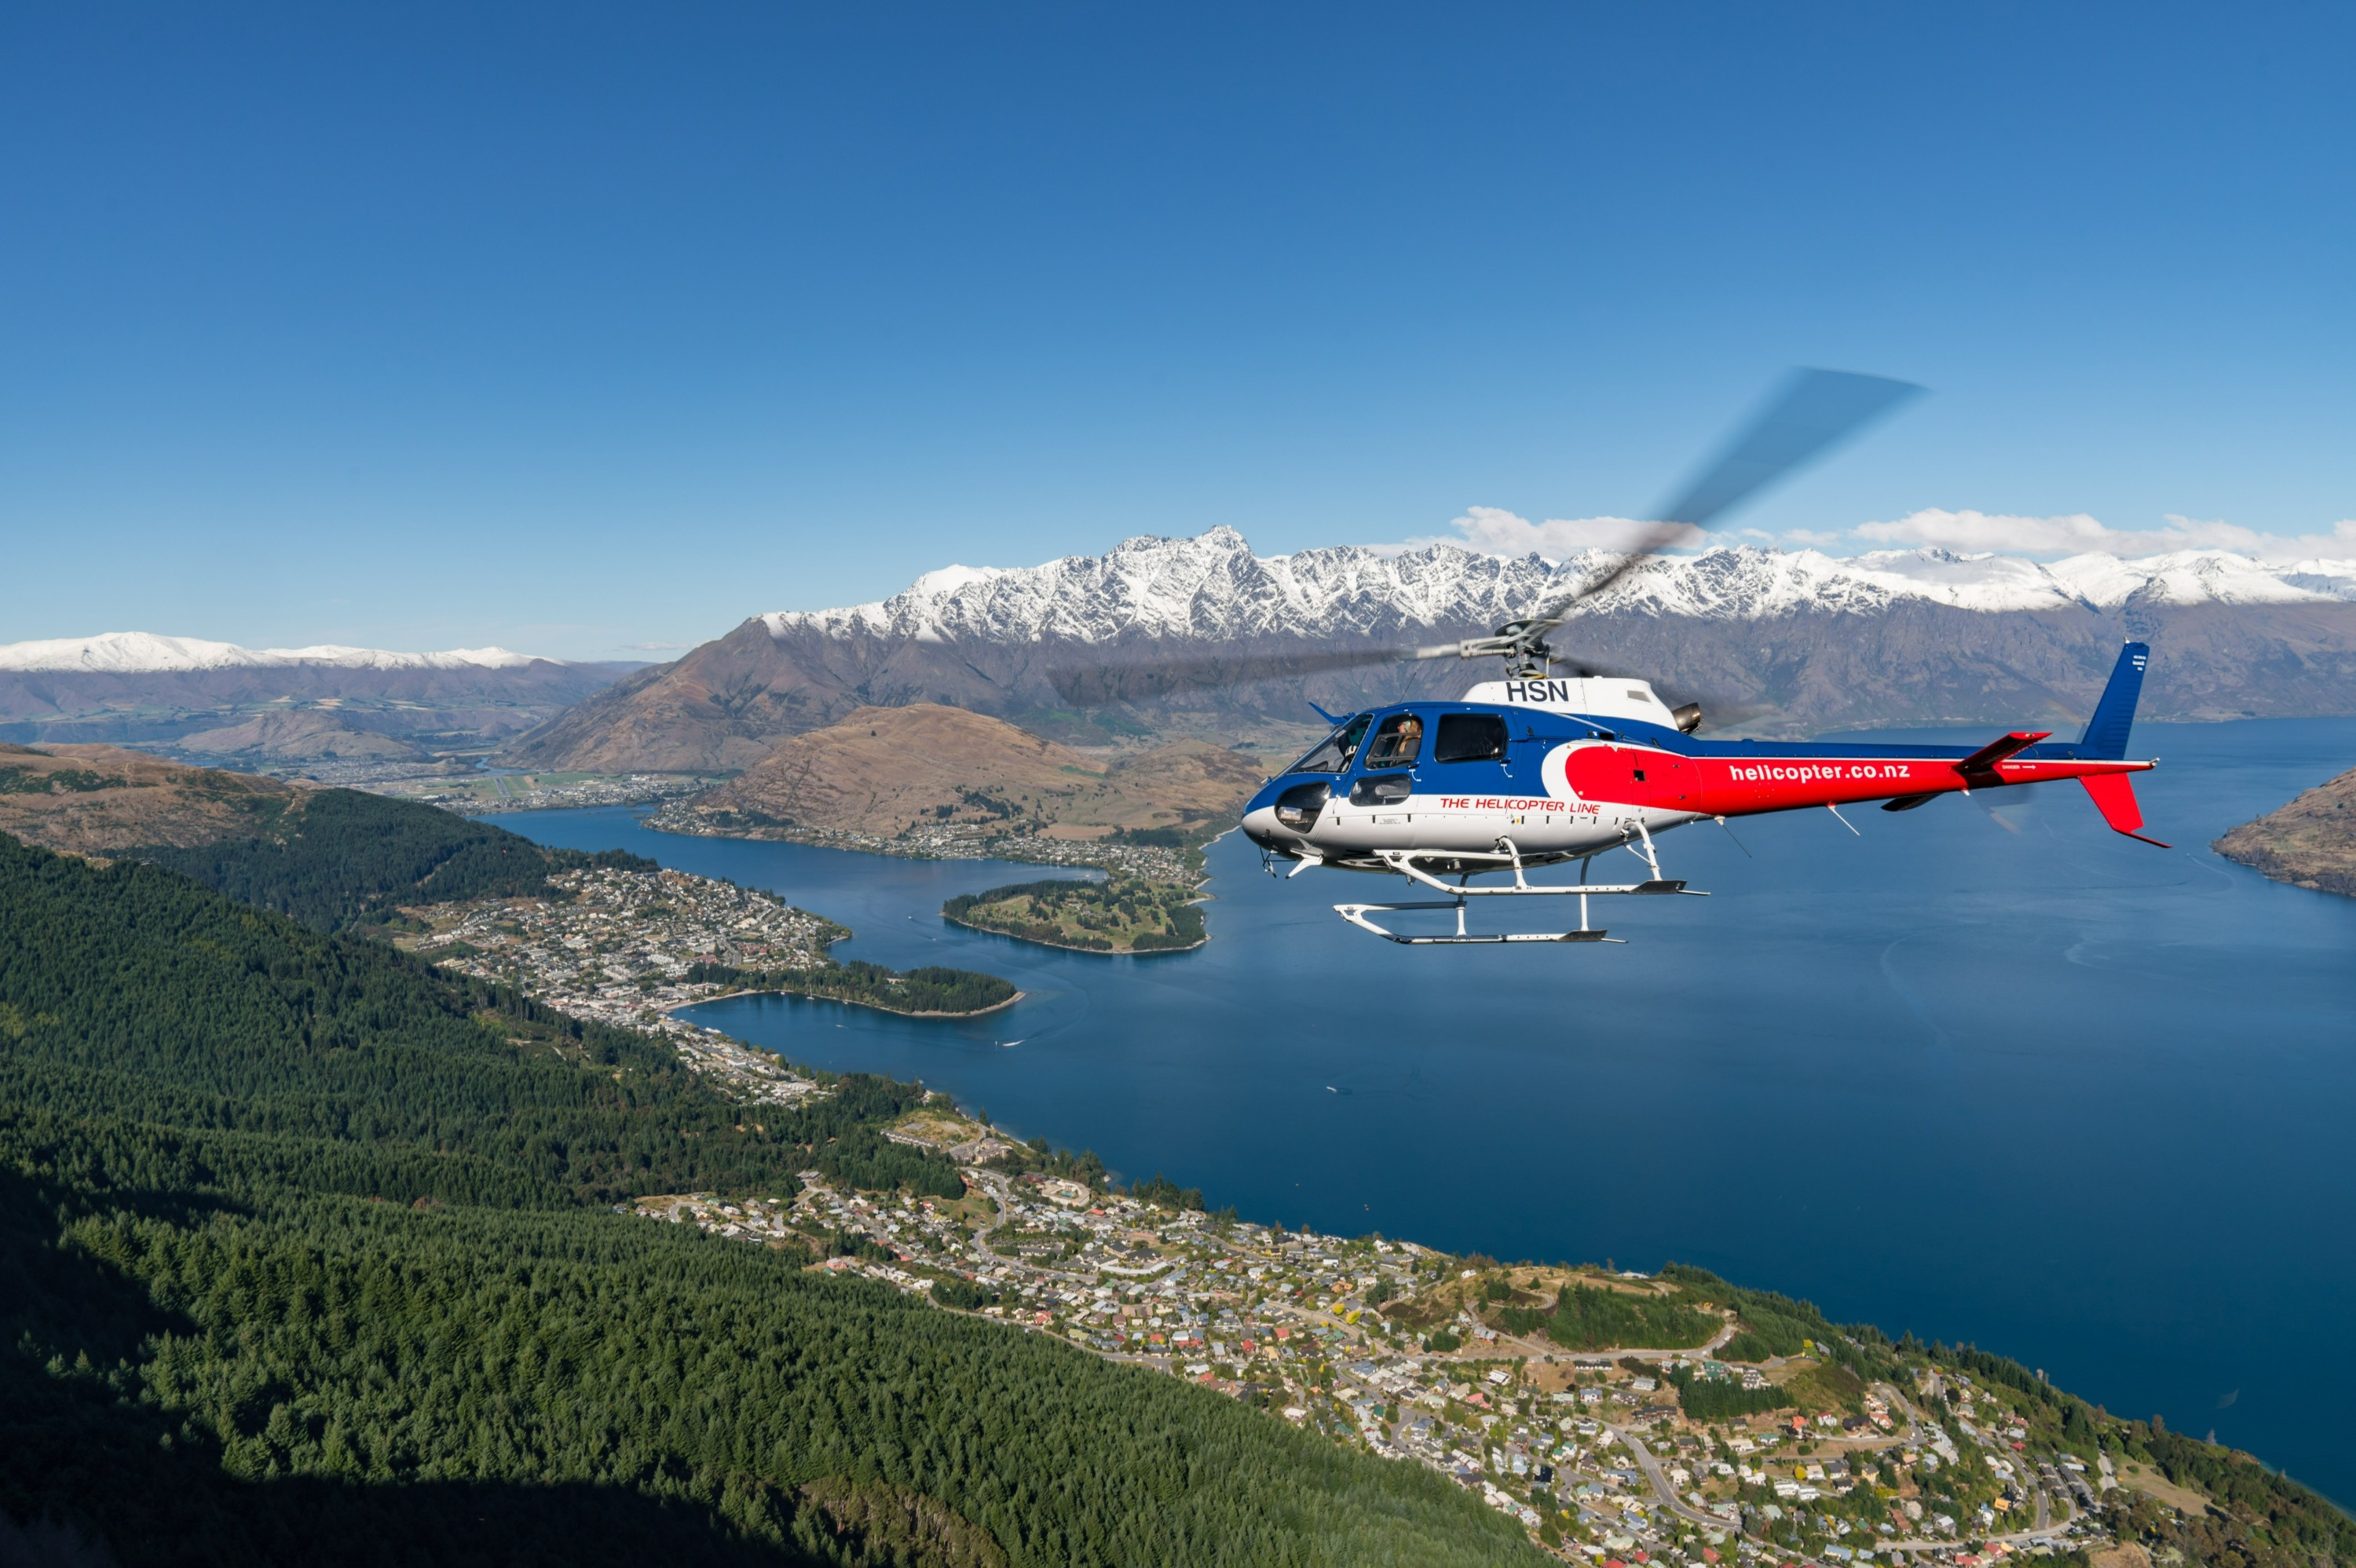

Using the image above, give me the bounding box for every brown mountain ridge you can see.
[177,709,425,761]
[500,601,2356,777]
[682,704,1265,841]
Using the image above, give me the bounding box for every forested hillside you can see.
[131,784,655,932]
[0,835,1535,1566]
[0,741,656,934]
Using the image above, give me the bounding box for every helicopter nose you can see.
[1242,803,1290,850]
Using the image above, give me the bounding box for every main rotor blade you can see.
[1049,645,1455,704]
[1661,367,1921,531]
[1531,367,1921,620]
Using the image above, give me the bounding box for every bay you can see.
[489,716,2356,1506]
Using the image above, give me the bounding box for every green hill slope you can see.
[0,835,1535,1567]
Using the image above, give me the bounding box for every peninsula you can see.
[399,860,1019,1023]
[2215,763,2356,896]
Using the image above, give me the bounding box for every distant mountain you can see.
[502,528,2356,773]
[683,702,1264,840]
[0,630,638,751]
[176,708,426,761]
[0,631,551,673]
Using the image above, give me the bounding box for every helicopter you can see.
[1068,369,2166,945]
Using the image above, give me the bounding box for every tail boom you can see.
[1687,752,2154,818]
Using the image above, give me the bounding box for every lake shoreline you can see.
[702,981,1028,1021]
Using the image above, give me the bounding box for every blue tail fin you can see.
[2076,642,2150,759]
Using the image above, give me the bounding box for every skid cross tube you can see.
[1337,838,1707,944]
[1372,847,1701,900]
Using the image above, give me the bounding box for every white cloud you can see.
[1853,509,2356,562]
[1377,503,2356,565]
[1384,506,1710,559]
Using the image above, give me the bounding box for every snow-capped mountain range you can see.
[764,526,2356,645]
[0,635,628,752]
[503,526,2356,774]
[0,631,547,674]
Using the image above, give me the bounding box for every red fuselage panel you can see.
[1560,742,2149,817]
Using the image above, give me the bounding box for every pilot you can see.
[1370,714,1422,768]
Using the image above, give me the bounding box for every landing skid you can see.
[1331,830,1707,945]
[1333,900,1626,944]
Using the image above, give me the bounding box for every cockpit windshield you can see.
[1285,714,1370,775]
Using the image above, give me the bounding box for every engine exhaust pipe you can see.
[1670,702,1703,734]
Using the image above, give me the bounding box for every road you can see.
[1610,1423,1743,1535]
[964,1167,1015,1264]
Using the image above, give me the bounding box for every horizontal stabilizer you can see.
[1954,730,2051,784]
[2080,773,2170,848]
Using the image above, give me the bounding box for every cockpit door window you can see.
[1359,712,1425,771]
[1286,714,1371,775]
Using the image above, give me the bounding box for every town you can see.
[397,861,847,1068]
[409,769,712,815]
[634,1118,2128,1568]
[397,858,2180,1568]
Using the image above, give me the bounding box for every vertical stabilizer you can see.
[2076,643,2150,760]
[2080,773,2170,848]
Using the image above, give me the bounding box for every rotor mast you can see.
[1418,618,1563,678]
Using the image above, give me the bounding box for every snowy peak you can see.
[763,531,2356,645]
[0,631,551,674]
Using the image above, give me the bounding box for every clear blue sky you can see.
[3,3,2351,659]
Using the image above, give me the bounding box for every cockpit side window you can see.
[1286,715,1370,775]
[1360,712,1425,771]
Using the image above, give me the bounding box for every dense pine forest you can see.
[0,833,1537,1566]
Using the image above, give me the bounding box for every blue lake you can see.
[489,716,2356,1507]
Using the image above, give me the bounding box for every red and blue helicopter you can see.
[1079,369,2167,944]
[1235,641,2157,943]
